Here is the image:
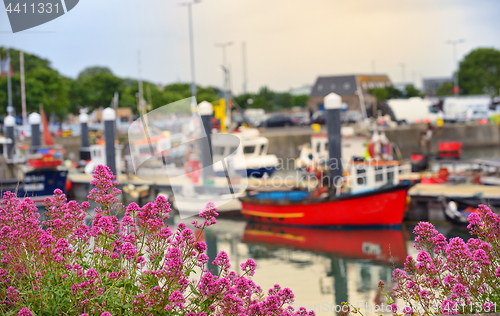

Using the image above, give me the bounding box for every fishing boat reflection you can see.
[242,223,408,266]
[242,223,407,314]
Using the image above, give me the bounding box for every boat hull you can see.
[0,168,68,204]
[215,166,277,178]
[240,183,412,227]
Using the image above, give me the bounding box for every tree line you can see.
[0,47,310,119]
[369,48,500,99]
[1,46,498,119]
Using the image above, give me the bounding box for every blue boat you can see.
[0,137,68,204]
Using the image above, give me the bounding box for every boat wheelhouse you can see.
[212,129,278,178]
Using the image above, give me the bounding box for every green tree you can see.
[404,84,421,98]
[234,93,254,109]
[77,66,113,79]
[276,92,292,109]
[0,47,51,73]
[251,87,275,111]
[369,86,402,100]
[291,94,309,108]
[458,47,500,96]
[70,67,122,111]
[0,64,69,117]
[436,82,454,96]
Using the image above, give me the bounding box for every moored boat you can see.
[212,128,278,178]
[0,138,68,204]
[1,112,68,204]
[440,197,479,228]
[240,160,413,227]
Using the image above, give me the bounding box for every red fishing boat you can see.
[240,161,414,227]
[242,223,408,266]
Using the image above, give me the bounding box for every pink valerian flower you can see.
[87,165,122,210]
[85,268,100,280]
[199,202,219,226]
[0,165,313,316]
[120,242,138,260]
[17,308,34,316]
[240,258,257,276]
[390,204,500,316]
[168,290,185,309]
[213,251,231,273]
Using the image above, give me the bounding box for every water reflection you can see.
[236,223,408,315]
[242,223,408,266]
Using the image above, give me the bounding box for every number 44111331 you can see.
[5,3,59,14]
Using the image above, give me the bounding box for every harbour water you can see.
[173,215,471,316]
[58,202,470,316]
[32,146,495,315]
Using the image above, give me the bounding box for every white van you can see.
[387,97,439,125]
[443,95,491,122]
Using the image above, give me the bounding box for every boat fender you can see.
[448,201,457,212]
[66,179,72,193]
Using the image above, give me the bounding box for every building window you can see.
[343,82,351,90]
[368,82,374,89]
[385,82,391,87]
[361,82,367,90]
[317,84,323,91]
[330,83,336,91]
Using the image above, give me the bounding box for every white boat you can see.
[172,193,242,216]
[84,144,124,175]
[295,126,371,170]
[211,128,278,178]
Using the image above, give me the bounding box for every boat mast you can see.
[20,51,27,127]
[6,49,13,117]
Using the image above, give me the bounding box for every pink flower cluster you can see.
[387,204,500,315]
[0,164,314,316]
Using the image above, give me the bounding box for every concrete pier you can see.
[40,122,500,162]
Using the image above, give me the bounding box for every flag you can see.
[0,56,13,77]
[40,106,54,146]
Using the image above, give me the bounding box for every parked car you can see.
[291,112,311,126]
[311,111,326,125]
[341,110,363,124]
[257,114,295,128]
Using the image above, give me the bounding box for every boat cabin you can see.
[347,160,410,194]
[210,129,279,178]
[85,144,122,175]
[0,137,13,161]
[307,133,368,165]
[212,133,269,160]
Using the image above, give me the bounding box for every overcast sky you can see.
[1,0,499,94]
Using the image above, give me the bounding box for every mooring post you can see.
[79,110,90,161]
[103,107,117,176]
[28,112,41,153]
[199,101,214,182]
[4,115,15,159]
[324,93,343,190]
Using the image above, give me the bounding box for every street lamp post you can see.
[180,0,201,107]
[447,39,465,95]
[215,42,233,69]
[219,65,231,128]
[215,42,233,94]
[398,63,406,84]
